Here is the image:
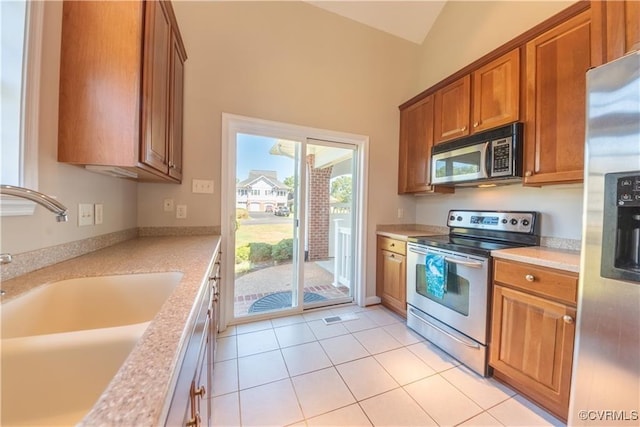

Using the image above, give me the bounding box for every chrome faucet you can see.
[1,184,68,222]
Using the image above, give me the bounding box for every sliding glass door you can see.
[223,115,363,323]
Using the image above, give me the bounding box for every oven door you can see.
[406,243,490,344]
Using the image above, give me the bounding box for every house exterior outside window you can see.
[236,170,290,212]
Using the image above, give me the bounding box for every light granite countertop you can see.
[491,246,580,273]
[1,235,221,426]
[376,224,448,240]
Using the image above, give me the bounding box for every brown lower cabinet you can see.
[490,259,578,421]
[165,247,221,426]
[376,236,407,317]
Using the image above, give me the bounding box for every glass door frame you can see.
[220,113,369,329]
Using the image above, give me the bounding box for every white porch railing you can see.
[333,219,351,288]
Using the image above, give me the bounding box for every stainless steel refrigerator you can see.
[569,51,640,425]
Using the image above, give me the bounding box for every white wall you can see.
[411,0,584,241]
[0,1,138,256]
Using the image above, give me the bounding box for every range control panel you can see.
[617,174,640,206]
[447,210,537,233]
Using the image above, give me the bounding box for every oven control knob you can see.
[521,219,530,226]
[457,216,463,222]
[501,219,508,224]
[510,218,518,225]
[450,215,455,221]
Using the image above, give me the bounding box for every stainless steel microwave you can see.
[431,122,524,186]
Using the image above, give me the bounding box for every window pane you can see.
[1,0,27,185]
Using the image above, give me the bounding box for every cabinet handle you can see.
[194,385,206,398]
[525,274,535,282]
[186,414,201,427]
[563,315,574,324]
[473,122,479,128]
[525,171,533,177]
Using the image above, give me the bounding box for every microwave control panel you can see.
[490,137,513,177]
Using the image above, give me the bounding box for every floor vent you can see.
[322,313,359,325]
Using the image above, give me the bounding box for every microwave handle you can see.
[484,141,492,178]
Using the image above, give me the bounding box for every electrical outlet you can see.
[176,204,187,219]
[78,204,94,226]
[397,208,404,219]
[94,203,104,225]
[192,179,214,194]
[163,198,175,212]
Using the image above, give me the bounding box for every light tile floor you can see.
[212,304,566,427]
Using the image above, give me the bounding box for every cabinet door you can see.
[168,34,186,181]
[472,49,520,133]
[141,1,172,174]
[594,0,640,63]
[377,246,406,316]
[58,1,143,166]
[398,95,434,193]
[524,10,592,186]
[490,285,576,420]
[434,75,471,144]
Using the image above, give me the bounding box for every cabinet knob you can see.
[390,243,395,247]
[460,126,467,132]
[473,122,479,128]
[563,315,574,324]
[525,274,535,282]
[525,171,533,177]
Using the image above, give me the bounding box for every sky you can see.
[236,133,296,183]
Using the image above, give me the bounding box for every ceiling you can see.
[304,1,447,44]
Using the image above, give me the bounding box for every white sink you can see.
[1,272,183,426]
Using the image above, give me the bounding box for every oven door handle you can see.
[444,257,483,268]
[409,247,428,255]
[408,308,480,349]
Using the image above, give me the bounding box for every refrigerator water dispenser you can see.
[601,171,640,283]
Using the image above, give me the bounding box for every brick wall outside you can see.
[307,154,332,261]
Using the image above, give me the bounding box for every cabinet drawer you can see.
[493,259,578,305]
[377,236,406,255]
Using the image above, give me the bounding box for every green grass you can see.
[234,221,294,275]
[235,222,294,248]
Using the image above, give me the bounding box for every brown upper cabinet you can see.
[523,9,592,186]
[433,75,471,144]
[58,1,187,183]
[433,49,520,145]
[592,0,640,63]
[398,95,454,194]
[472,49,520,134]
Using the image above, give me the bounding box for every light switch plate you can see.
[192,179,214,194]
[78,204,94,226]
[94,203,103,225]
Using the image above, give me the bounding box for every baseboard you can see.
[365,296,382,306]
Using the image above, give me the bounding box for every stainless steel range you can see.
[406,210,540,376]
